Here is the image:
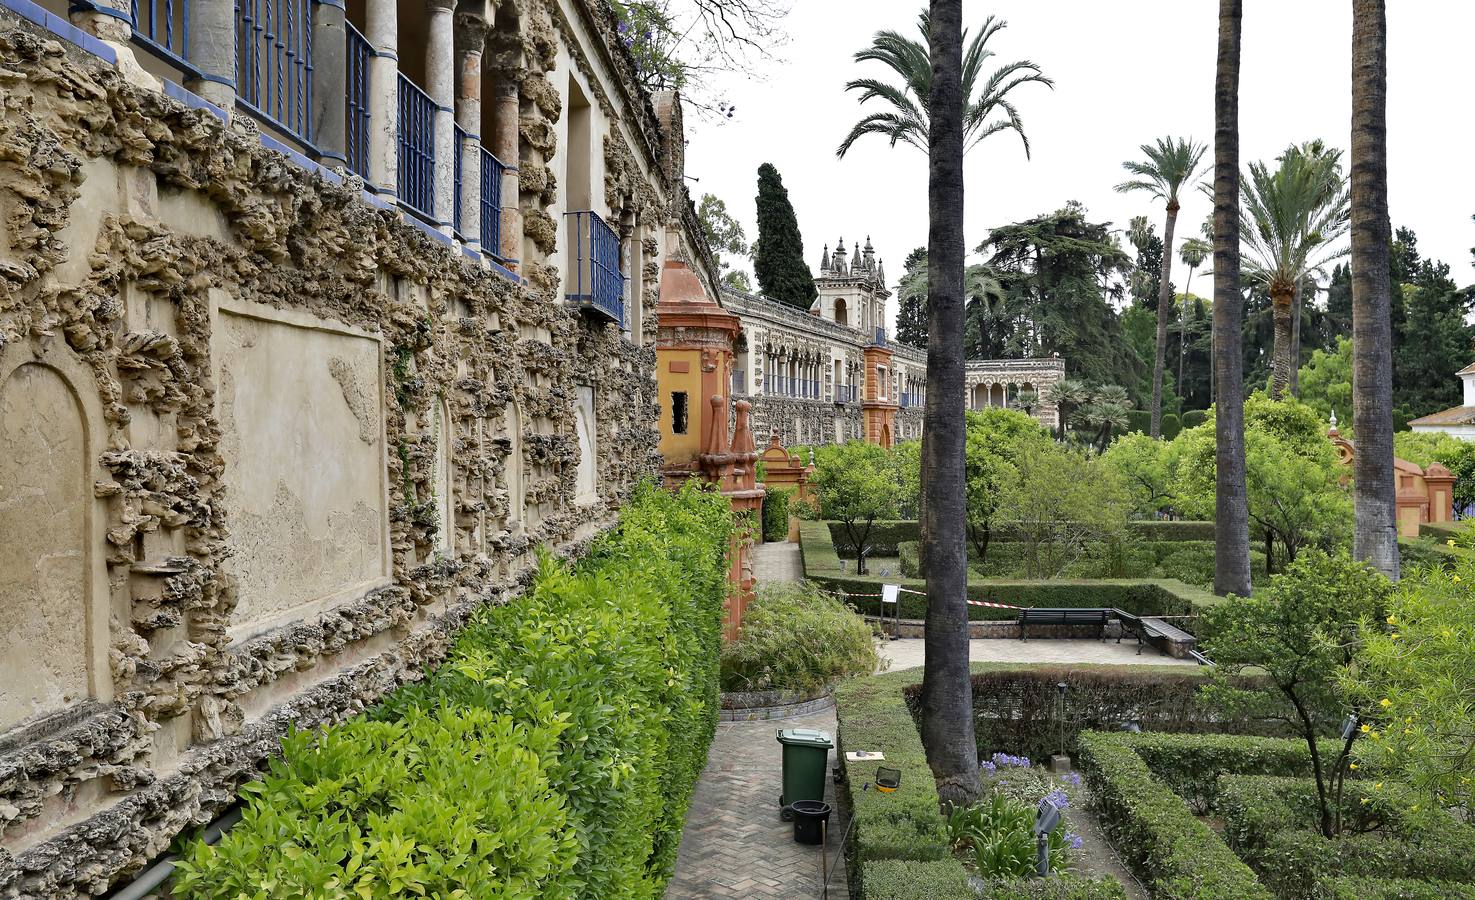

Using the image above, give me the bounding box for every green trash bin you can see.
[777,728,833,819]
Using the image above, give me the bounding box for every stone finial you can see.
[1328,410,1340,437]
[820,244,829,275]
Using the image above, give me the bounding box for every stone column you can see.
[182,0,236,110]
[69,0,131,47]
[491,81,521,268]
[454,12,488,250]
[425,0,456,230]
[311,0,348,168]
[365,0,399,194]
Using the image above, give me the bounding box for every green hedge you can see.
[173,483,731,899]
[1417,520,1469,540]
[761,486,792,542]
[826,520,919,555]
[1122,733,1331,814]
[1076,731,1273,899]
[897,533,1248,588]
[1183,409,1208,429]
[1324,877,1475,899]
[835,667,1129,899]
[1127,520,1218,541]
[950,668,1324,768]
[1258,829,1475,898]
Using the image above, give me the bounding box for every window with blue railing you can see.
[564,210,624,326]
[235,0,315,144]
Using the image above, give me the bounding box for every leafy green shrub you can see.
[174,482,731,899]
[1256,828,1475,898]
[719,583,877,693]
[761,486,792,542]
[1127,409,1152,434]
[1162,412,1183,440]
[857,859,973,899]
[1183,409,1208,429]
[1076,731,1272,899]
[1121,732,1331,814]
[974,875,1129,899]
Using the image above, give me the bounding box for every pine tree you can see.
[895,247,929,348]
[753,163,818,308]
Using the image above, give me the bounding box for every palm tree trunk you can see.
[918,0,980,809]
[1350,0,1400,580]
[1214,0,1252,597]
[1290,280,1304,396]
[1152,203,1179,439]
[1270,285,1295,398]
[1179,266,1194,400]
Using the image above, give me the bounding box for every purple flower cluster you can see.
[1061,772,1082,787]
[1063,831,1084,850]
[980,760,997,774]
[990,752,1032,769]
[1044,788,1071,811]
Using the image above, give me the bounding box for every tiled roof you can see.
[1458,361,1475,376]
[1409,405,1475,427]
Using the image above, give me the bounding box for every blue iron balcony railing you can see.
[452,122,466,236]
[480,146,505,259]
[397,74,436,219]
[900,392,911,408]
[564,210,624,326]
[873,326,887,347]
[236,0,315,144]
[345,21,371,178]
[132,0,193,71]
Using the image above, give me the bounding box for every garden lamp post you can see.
[1050,682,1070,773]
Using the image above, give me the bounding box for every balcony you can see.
[480,147,505,260]
[564,211,624,326]
[397,74,436,220]
[345,22,371,178]
[134,0,194,71]
[873,326,887,347]
[235,0,315,144]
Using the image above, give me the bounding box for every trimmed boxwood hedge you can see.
[803,520,1224,623]
[1076,731,1272,899]
[1324,877,1475,899]
[944,668,1328,770]
[835,666,1131,899]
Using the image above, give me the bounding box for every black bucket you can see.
[790,799,831,845]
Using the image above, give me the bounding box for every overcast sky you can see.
[683,1,1475,327]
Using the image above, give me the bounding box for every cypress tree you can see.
[753,163,818,308]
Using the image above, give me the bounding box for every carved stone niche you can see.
[0,339,113,737]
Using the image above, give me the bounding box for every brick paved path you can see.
[667,539,849,898]
[666,710,848,899]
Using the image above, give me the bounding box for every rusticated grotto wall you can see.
[0,1,676,893]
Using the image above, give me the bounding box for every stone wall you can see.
[0,1,687,892]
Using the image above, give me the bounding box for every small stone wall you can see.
[865,616,1131,642]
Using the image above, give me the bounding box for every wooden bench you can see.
[1016,608,1110,641]
[1114,610,1198,659]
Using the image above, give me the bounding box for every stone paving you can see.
[751,540,804,583]
[879,636,1200,672]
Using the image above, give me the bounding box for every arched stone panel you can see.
[0,351,108,733]
[574,385,597,505]
[504,398,525,532]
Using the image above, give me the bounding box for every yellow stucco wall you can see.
[658,350,705,463]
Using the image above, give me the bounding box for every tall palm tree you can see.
[1240,142,1349,398]
[1116,137,1208,439]
[837,10,1052,159]
[1214,0,1251,598]
[1350,0,1399,579]
[916,0,979,809]
[1178,236,1212,397]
